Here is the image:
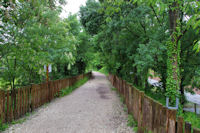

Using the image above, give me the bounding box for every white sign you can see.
[44,65,52,73]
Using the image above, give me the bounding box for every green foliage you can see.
[0,120,8,132]
[120,95,125,103]
[79,0,104,35]
[111,87,117,91]
[144,87,166,105]
[0,1,92,89]
[80,0,200,106]
[183,112,200,129]
[59,77,89,97]
[133,127,138,132]
[127,114,137,127]
[98,67,108,75]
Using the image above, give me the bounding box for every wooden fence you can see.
[0,72,92,124]
[108,74,200,133]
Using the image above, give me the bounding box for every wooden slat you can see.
[128,85,132,113]
[20,88,23,117]
[36,86,38,108]
[31,85,34,111]
[27,87,31,112]
[6,91,10,122]
[185,122,192,133]
[193,128,200,133]
[22,89,24,116]
[42,84,45,104]
[17,88,20,118]
[2,91,5,123]
[24,88,27,113]
[13,89,17,120]
[0,90,3,122]
[10,90,13,121]
[177,117,184,133]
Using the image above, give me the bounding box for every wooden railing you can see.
[108,74,200,133]
[0,72,92,124]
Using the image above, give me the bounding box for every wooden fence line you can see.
[108,74,200,133]
[0,72,92,124]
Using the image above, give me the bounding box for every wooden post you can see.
[194,103,197,114]
[46,65,51,102]
[6,91,9,122]
[193,128,200,133]
[177,117,184,133]
[17,88,20,118]
[2,91,5,123]
[0,90,2,122]
[185,122,192,133]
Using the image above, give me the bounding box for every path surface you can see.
[4,72,134,133]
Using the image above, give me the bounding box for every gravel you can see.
[4,72,134,133]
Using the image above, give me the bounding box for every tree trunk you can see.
[169,2,180,86]
[166,1,181,103]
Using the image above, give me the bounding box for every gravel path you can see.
[4,72,134,133]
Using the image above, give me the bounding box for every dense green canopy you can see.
[79,0,200,106]
[0,0,92,89]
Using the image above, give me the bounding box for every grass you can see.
[127,114,137,127]
[134,85,166,105]
[0,112,32,132]
[98,67,108,76]
[0,120,9,132]
[183,112,200,129]
[127,114,139,132]
[59,77,89,97]
[111,87,117,91]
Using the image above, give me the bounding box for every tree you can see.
[80,0,200,107]
[0,1,79,89]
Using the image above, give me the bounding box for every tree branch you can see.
[177,28,188,43]
[150,5,162,27]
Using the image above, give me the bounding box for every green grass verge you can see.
[0,112,33,132]
[98,67,108,76]
[127,114,138,132]
[0,121,9,131]
[59,77,89,97]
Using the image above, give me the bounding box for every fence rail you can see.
[0,72,92,124]
[108,74,200,133]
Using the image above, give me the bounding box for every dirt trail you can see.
[4,72,134,133]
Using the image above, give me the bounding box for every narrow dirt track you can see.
[4,72,134,133]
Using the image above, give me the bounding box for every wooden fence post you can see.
[6,91,10,122]
[193,128,200,133]
[28,86,31,112]
[185,122,192,133]
[138,91,144,133]
[177,117,184,133]
[0,90,2,123]
[2,91,5,123]
[166,109,176,133]
[128,85,132,113]
[17,88,20,118]
[10,90,13,121]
